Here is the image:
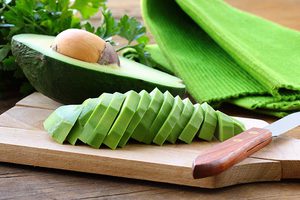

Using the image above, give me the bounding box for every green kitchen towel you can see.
[142,0,300,117]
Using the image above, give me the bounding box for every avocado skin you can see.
[11,40,185,104]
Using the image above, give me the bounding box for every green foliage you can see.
[0,0,154,98]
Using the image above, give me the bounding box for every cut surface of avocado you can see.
[78,93,113,143]
[153,96,184,145]
[11,34,185,104]
[167,98,194,144]
[67,98,101,145]
[131,88,164,143]
[102,91,140,149]
[118,90,152,147]
[232,118,246,135]
[147,91,174,144]
[87,92,126,148]
[178,104,204,144]
[44,105,82,144]
[214,111,235,141]
[198,102,217,141]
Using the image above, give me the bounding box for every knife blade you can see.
[192,111,300,179]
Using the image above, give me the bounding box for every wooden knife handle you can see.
[193,127,272,179]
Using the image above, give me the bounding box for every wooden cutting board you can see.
[0,93,299,188]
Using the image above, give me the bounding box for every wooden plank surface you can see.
[1,0,300,199]
[0,93,283,189]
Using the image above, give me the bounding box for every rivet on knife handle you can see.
[192,127,272,179]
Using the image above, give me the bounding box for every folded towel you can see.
[142,0,300,117]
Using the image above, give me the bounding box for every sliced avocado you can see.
[78,93,113,143]
[131,88,164,143]
[87,92,126,148]
[11,34,185,104]
[147,91,174,144]
[214,111,235,141]
[198,102,217,141]
[102,91,140,149]
[178,104,204,144]
[44,104,82,144]
[232,118,246,135]
[118,90,152,147]
[153,96,184,145]
[167,98,194,144]
[67,97,102,145]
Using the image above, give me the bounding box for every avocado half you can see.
[11,34,185,104]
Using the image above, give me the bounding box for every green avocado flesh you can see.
[44,105,82,144]
[153,96,184,145]
[233,118,246,135]
[102,91,140,149]
[87,93,126,148]
[167,98,194,144]
[78,93,113,144]
[118,90,151,147]
[131,88,164,143]
[148,91,174,144]
[178,104,204,144]
[11,34,185,104]
[44,88,245,149]
[214,111,235,141]
[67,98,101,145]
[198,102,217,141]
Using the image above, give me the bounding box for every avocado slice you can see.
[118,90,152,147]
[178,103,204,144]
[131,88,164,143]
[11,34,185,104]
[67,97,102,145]
[153,96,184,145]
[167,98,194,144]
[146,91,174,144]
[214,111,235,141]
[44,104,82,144]
[102,91,140,149]
[198,102,217,141]
[78,93,113,143]
[87,92,126,148]
[232,118,246,135]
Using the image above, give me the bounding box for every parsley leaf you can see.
[71,0,106,19]
[94,5,119,40]
[118,15,146,44]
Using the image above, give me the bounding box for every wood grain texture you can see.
[0,93,280,189]
[1,0,300,199]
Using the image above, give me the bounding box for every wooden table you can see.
[1,0,300,199]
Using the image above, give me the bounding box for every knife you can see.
[192,111,300,179]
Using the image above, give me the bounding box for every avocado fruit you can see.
[131,88,164,143]
[167,98,194,144]
[87,93,126,148]
[198,102,218,141]
[178,103,204,144]
[153,96,184,145]
[44,104,82,144]
[214,111,235,141]
[44,88,246,149]
[67,97,102,145]
[78,93,113,143]
[148,91,174,144]
[102,91,140,149]
[118,90,152,147]
[11,34,185,104]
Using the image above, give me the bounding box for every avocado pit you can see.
[52,29,120,66]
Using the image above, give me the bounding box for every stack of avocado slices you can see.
[44,88,245,150]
